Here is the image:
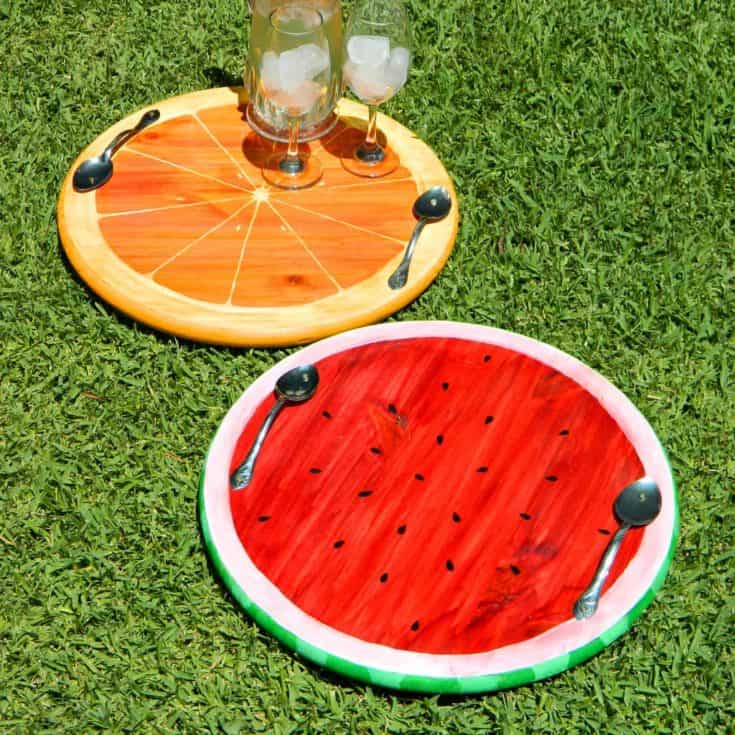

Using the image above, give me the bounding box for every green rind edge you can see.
[198,444,679,695]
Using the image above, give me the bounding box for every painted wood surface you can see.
[228,336,645,655]
[57,87,458,346]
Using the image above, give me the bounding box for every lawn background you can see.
[1,0,733,732]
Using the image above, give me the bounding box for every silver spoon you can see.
[388,186,452,290]
[230,364,319,490]
[573,478,662,620]
[73,109,160,192]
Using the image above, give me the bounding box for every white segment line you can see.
[148,199,254,277]
[194,113,258,189]
[99,195,250,219]
[127,148,252,193]
[265,201,343,292]
[271,198,405,245]
[227,201,261,305]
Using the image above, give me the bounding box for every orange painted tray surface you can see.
[57,87,458,346]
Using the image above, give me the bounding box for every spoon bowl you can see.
[275,364,319,403]
[388,186,452,290]
[412,186,452,222]
[73,156,116,192]
[614,477,662,526]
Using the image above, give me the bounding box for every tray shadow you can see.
[241,130,318,173]
[56,234,248,357]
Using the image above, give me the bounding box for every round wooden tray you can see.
[200,321,678,693]
[57,87,458,346]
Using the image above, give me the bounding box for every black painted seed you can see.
[415,473,424,481]
[380,573,388,583]
[452,512,461,522]
[560,429,569,435]
[397,524,406,534]
[257,515,270,522]
[483,354,491,363]
[446,559,454,571]
[411,620,420,631]
[520,512,531,520]
[510,565,521,575]
[358,490,373,497]
[598,528,611,535]
[370,447,382,455]
[484,415,494,424]
[477,466,489,473]
[322,411,332,419]
[545,475,558,482]
[442,382,449,391]
[436,434,444,445]
[334,540,345,548]
[310,468,322,474]
[388,403,397,414]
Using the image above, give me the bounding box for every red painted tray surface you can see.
[228,337,644,655]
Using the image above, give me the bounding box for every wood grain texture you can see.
[228,337,645,655]
[57,87,458,346]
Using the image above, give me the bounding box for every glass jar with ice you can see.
[259,5,332,189]
[246,0,343,142]
[260,41,331,117]
[342,0,411,177]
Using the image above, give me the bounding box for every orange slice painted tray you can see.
[57,87,459,347]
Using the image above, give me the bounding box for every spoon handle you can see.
[230,398,286,490]
[573,523,631,620]
[102,109,160,162]
[388,219,427,290]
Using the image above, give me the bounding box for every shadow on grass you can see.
[203,66,243,88]
[56,234,250,358]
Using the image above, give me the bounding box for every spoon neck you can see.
[404,217,427,257]
[103,129,132,161]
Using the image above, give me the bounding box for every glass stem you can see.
[364,105,378,150]
[279,117,305,175]
[287,117,300,161]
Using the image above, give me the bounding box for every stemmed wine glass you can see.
[342,0,411,178]
[259,4,331,189]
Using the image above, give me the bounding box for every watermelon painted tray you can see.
[199,322,678,693]
[57,87,458,347]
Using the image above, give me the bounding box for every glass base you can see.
[246,103,339,144]
[262,152,322,190]
[342,142,399,178]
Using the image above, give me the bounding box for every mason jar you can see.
[245,0,343,142]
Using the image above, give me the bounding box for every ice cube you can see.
[299,42,330,79]
[344,59,390,103]
[274,79,323,115]
[347,35,390,65]
[279,43,329,91]
[260,51,281,94]
[279,52,308,92]
[389,46,410,69]
[384,46,410,90]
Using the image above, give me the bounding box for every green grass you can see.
[1,0,734,732]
